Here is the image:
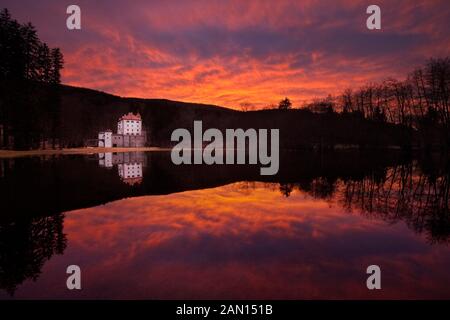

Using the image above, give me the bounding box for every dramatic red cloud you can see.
[3,0,450,109]
[7,182,450,299]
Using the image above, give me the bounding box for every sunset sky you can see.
[3,0,450,109]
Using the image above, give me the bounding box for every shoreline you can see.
[0,147,170,158]
[1,145,446,159]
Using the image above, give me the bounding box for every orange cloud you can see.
[3,0,450,109]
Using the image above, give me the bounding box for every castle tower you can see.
[117,113,142,136]
[98,130,112,147]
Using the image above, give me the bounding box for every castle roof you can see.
[120,113,141,121]
[121,177,143,186]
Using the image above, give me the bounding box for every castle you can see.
[98,113,147,148]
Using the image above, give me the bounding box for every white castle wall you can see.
[118,119,142,135]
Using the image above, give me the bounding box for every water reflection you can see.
[98,152,146,185]
[0,214,66,296]
[0,151,448,298]
[277,161,450,244]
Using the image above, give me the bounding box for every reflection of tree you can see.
[279,177,337,199]
[279,183,295,197]
[309,177,337,199]
[0,213,67,296]
[274,157,449,243]
[339,161,449,243]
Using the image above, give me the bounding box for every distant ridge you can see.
[61,84,236,113]
[55,83,413,149]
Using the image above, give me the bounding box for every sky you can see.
[2,0,450,109]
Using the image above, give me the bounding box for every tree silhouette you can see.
[336,57,450,150]
[0,8,64,150]
[278,97,292,110]
[50,48,63,85]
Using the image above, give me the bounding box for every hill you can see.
[55,84,412,149]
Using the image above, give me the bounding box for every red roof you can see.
[120,113,141,121]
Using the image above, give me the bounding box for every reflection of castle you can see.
[118,163,143,186]
[98,152,146,185]
[98,113,146,148]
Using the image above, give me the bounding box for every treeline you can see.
[0,8,64,150]
[304,58,450,150]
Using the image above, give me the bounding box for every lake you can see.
[0,151,449,299]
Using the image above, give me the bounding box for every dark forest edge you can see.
[1,8,449,152]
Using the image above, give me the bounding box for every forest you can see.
[0,8,63,150]
[303,57,450,151]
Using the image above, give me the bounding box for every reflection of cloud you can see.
[8,182,450,299]
[2,0,450,108]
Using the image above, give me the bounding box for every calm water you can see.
[0,151,449,299]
